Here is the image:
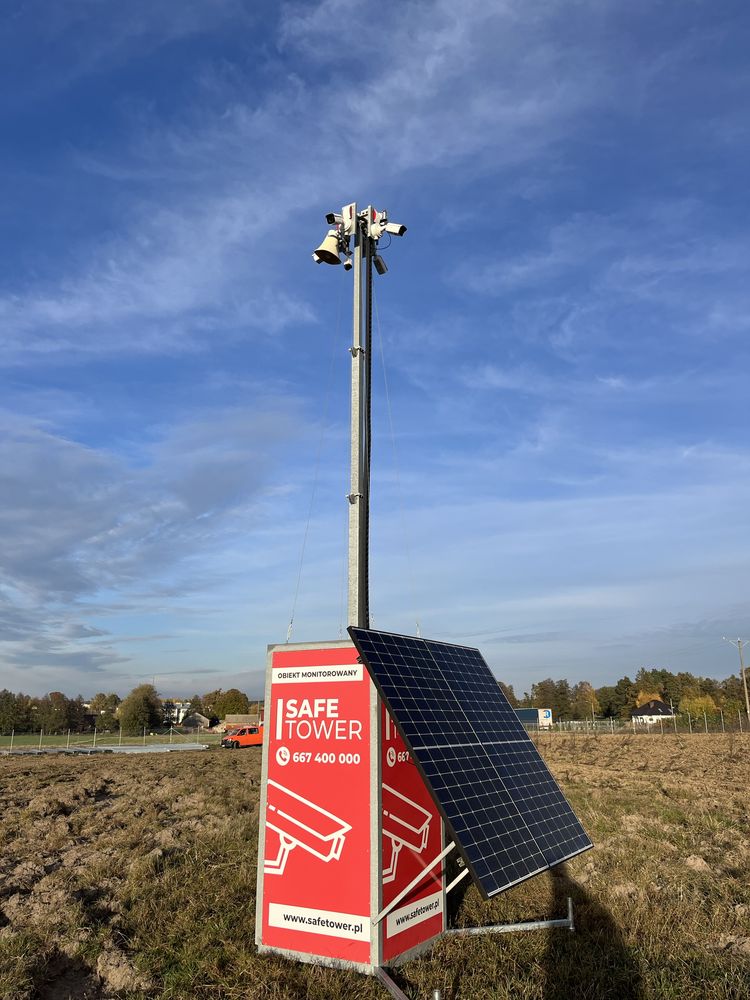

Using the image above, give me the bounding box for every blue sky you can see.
[1,0,749,699]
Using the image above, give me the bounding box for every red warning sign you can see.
[259,645,372,965]
[380,704,445,961]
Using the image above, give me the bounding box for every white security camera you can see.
[381,783,432,883]
[263,780,352,877]
[343,257,353,271]
[385,222,407,236]
[326,212,343,225]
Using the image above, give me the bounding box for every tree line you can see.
[499,667,747,720]
[2,666,746,733]
[0,685,256,736]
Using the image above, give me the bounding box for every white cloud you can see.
[0,401,300,677]
[0,0,642,366]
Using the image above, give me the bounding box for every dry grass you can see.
[1,734,748,999]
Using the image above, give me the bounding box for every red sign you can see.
[259,645,372,965]
[380,703,444,961]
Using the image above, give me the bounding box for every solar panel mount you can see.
[349,627,593,900]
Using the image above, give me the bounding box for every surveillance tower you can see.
[312,204,407,629]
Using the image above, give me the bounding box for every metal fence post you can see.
[10,729,14,751]
[738,711,743,734]
[703,711,708,734]
[38,728,43,750]
[720,709,725,734]
[687,712,692,735]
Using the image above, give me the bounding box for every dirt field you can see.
[1,734,748,1000]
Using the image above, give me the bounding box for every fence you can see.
[525,710,750,736]
[0,725,221,751]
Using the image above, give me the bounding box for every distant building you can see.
[169,701,194,724]
[631,700,674,725]
[515,708,553,729]
[181,712,211,730]
[225,713,261,727]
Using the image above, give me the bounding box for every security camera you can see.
[326,212,343,226]
[385,222,407,237]
[381,783,432,883]
[343,256,353,271]
[263,780,352,876]
[373,254,388,276]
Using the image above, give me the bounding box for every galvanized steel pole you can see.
[347,206,369,629]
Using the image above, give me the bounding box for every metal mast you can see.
[313,203,406,628]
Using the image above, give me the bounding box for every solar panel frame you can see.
[349,627,593,900]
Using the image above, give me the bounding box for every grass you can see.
[0,734,748,999]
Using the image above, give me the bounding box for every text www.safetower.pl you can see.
[394,896,440,927]
[268,903,369,941]
[283,913,364,935]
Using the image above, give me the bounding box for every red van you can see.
[220,725,264,749]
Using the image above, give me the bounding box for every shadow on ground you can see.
[543,864,642,1000]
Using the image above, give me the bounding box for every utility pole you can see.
[313,204,407,628]
[723,637,750,726]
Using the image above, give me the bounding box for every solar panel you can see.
[349,627,592,899]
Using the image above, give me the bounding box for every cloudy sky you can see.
[1,0,748,698]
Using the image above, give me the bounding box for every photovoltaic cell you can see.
[349,627,592,899]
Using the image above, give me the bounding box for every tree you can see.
[530,679,557,711]
[529,679,572,720]
[497,681,518,707]
[205,688,250,719]
[679,693,719,720]
[68,696,87,732]
[595,685,617,718]
[698,677,721,701]
[90,692,121,730]
[635,689,663,707]
[666,672,700,708]
[187,694,204,714]
[36,692,77,733]
[571,682,600,720]
[596,676,638,720]
[201,689,223,718]
[719,675,745,716]
[118,684,162,735]
[0,690,24,733]
[553,680,573,720]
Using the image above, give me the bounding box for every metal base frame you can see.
[445,895,575,937]
[376,898,575,1000]
[376,966,411,1000]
